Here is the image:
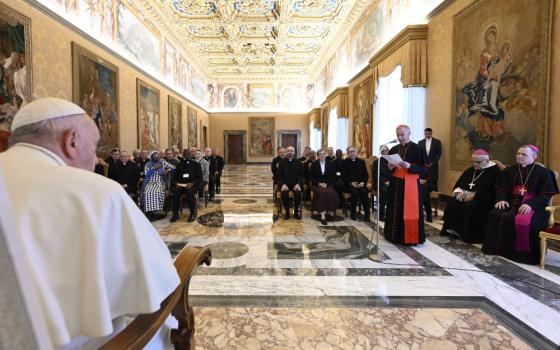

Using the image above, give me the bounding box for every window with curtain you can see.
[309,121,321,150]
[373,65,426,155]
[327,107,337,150]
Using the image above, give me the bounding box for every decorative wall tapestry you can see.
[249,117,274,157]
[353,76,373,158]
[168,96,182,149]
[136,79,160,150]
[0,3,32,152]
[187,106,197,148]
[72,42,119,157]
[451,0,552,169]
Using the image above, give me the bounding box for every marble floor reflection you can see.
[154,164,560,349]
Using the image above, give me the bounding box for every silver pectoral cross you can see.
[468,182,475,190]
[520,187,526,196]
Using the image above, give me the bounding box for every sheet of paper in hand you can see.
[382,154,404,166]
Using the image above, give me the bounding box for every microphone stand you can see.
[369,140,396,262]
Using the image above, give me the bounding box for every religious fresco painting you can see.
[280,86,299,109]
[351,6,386,70]
[72,43,119,158]
[187,106,197,148]
[0,3,31,152]
[163,39,177,82]
[223,86,240,108]
[451,0,552,169]
[353,77,373,158]
[249,85,274,109]
[136,79,160,150]
[117,0,160,73]
[168,96,182,149]
[249,117,274,157]
[77,0,116,40]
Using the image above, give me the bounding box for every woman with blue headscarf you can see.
[141,151,175,221]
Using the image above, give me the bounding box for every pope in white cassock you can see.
[0,98,180,349]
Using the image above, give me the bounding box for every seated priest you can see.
[310,149,339,225]
[0,98,179,349]
[170,149,202,223]
[343,146,371,222]
[483,145,559,264]
[278,146,304,220]
[141,151,175,221]
[112,150,139,198]
[441,149,502,243]
[384,125,427,245]
[271,146,286,186]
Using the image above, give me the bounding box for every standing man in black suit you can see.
[418,128,442,222]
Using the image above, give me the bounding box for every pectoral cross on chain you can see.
[520,187,527,196]
[468,182,475,190]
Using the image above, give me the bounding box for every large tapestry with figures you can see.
[72,43,119,157]
[0,4,32,152]
[451,0,552,168]
[353,77,373,158]
[136,79,160,150]
[168,96,182,149]
[249,117,274,157]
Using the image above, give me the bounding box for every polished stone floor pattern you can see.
[152,164,560,349]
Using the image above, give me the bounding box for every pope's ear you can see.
[62,129,79,159]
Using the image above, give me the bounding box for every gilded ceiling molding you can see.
[325,87,348,118]
[368,24,428,87]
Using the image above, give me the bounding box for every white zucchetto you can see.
[11,97,86,132]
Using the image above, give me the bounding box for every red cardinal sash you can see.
[394,167,420,244]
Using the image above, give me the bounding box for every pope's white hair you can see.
[8,114,86,147]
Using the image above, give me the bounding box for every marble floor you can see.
[153,165,560,349]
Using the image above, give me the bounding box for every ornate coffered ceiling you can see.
[138,0,371,82]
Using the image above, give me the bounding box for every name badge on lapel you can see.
[183,173,190,178]
[336,172,341,176]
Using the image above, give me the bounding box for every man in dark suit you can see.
[278,146,304,220]
[418,128,442,222]
[343,146,371,222]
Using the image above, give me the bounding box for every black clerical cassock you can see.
[277,157,304,219]
[112,161,139,195]
[205,155,217,200]
[483,164,559,264]
[384,142,427,245]
[171,158,202,222]
[343,157,370,220]
[271,156,282,185]
[441,163,501,243]
[215,154,224,194]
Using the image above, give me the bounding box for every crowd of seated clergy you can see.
[272,131,559,266]
[95,144,224,222]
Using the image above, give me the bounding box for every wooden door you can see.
[227,134,244,164]
[281,133,298,155]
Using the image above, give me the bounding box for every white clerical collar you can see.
[14,143,66,166]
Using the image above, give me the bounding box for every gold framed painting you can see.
[353,76,373,158]
[168,95,182,149]
[0,3,32,152]
[450,0,552,169]
[72,42,119,157]
[136,79,160,150]
[249,117,274,157]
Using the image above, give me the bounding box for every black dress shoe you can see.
[350,213,357,220]
[363,216,371,223]
[294,212,301,220]
[188,214,196,222]
[170,215,179,223]
[321,217,328,225]
[284,213,290,220]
